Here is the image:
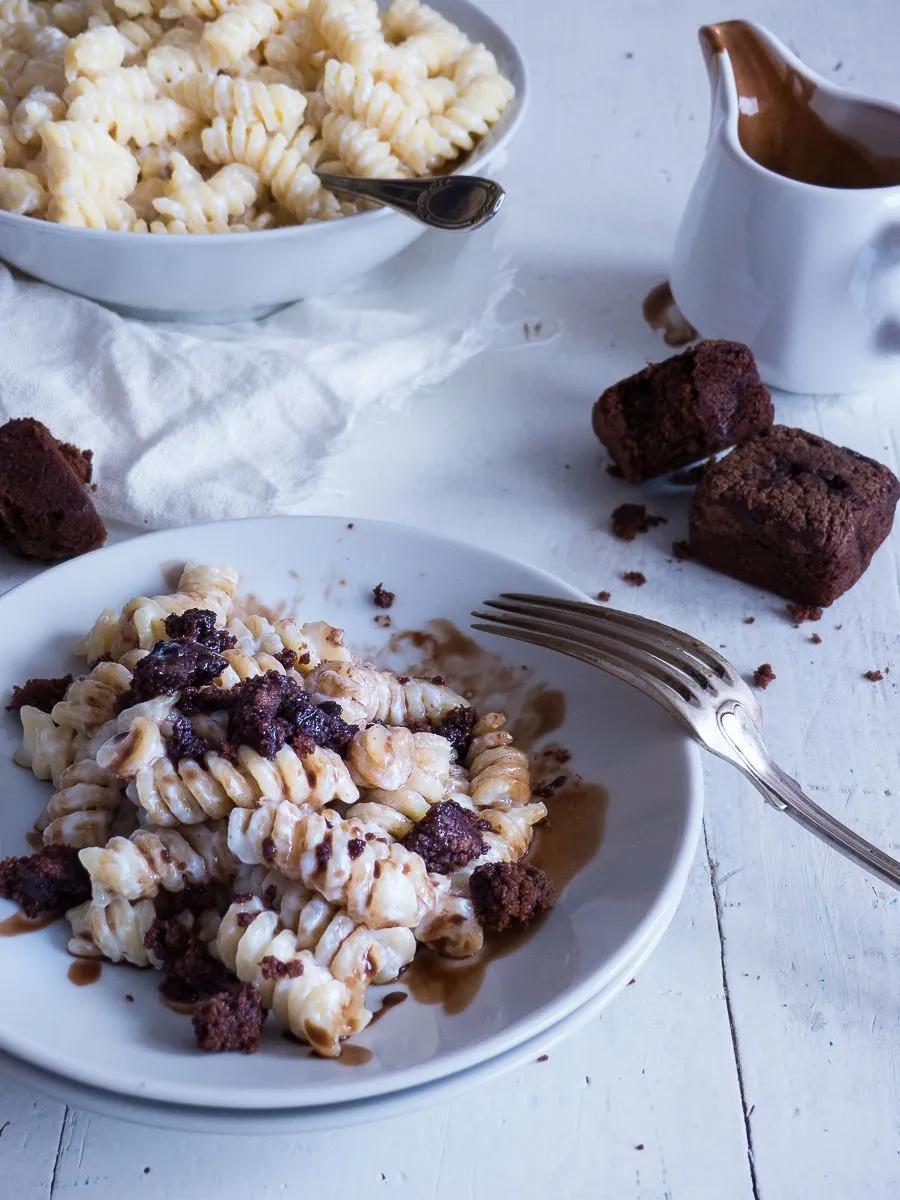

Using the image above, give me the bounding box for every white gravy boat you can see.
[671,19,900,394]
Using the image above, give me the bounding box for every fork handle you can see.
[750,766,900,890]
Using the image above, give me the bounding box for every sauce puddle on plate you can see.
[0,912,57,937]
[403,777,608,1016]
[67,959,102,986]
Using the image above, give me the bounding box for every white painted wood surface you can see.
[2,0,899,1195]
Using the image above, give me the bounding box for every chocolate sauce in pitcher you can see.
[703,20,900,188]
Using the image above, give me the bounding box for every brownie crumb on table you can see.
[403,801,486,874]
[596,590,611,602]
[743,616,755,625]
[0,418,107,561]
[752,663,776,690]
[373,614,391,628]
[810,633,823,645]
[672,539,691,561]
[610,503,667,541]
[0,844,90,917]
[606,463,624,479]
[470,862,554,932]
[621,570,646,587]
[372,583,395,609]
[689,426,900,606]
[6,674,72,713]
[787,603,823,627]
[193,984,267,1053]
[864,669,885,682]
[592,341,773,482]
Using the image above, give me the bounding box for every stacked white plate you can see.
[0,518,702,1131]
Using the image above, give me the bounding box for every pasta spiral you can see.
[79,819,235,900]
[152,152,257,230]
[175,72,306,136]
[305,660,468,726]
[228,799,437,928]
[465,712,531,809]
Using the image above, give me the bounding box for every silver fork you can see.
[472,593,900,890]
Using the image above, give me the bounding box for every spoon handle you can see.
[315,172,505,231]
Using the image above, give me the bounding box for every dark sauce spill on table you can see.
[0,912,57,937]
[67,959,101,986]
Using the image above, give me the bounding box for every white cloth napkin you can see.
[0,231,514,528]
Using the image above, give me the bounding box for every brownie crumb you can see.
[470,862,554,932]
[0,844,90,917]
[347,838,366,860]
[346,522,355,529]
[193,983,266,1053]
[273,648,297,670]
[606,463,624,478]
[743,617,755,625]
[621,571,646,587]
[596,590,611,602]
[372,583,395,609]
[430,705,478,758]
[752,663,776,690]
[0,417,107,560]
[611,503,667,542]
[536,1054,549,1063]
[403,801,487,874]
[374,614,391,629]
[6,674,72,713]
[809,633,823,645]
[259,955,303,980]
[672,539,691,561]
[223,671,355,759]
[124,993,135,1002]
[787,603,823,627]
[864,669,885,682]
[145,911,233,1002]
[165,713,210,765]
[163,608,236,652]
[120,639,227,709]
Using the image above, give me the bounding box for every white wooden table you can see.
[3,1,899,1195]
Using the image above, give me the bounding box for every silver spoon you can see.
[314,171,505,231]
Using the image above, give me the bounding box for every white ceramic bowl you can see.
[0,0,526,322]
[0,517,703,1116]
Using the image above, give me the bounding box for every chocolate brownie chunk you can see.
[225,672,355,759]
[165,713,210,765]
[610,503,666,541]
[163,608,236,652]
[7,674,72,713]
[430,704,478,758]
[402,801,487,874]
[864,669,885,682]
[690,426,900,606]
[372,583,395,609]
[752,663,776,690]
[470,862,554,932]
[787,603,823,627]
[0,844,90,917]
[0,418,106,560]
[622,570,646,587]
[119,639,227,708]
[192,984,266,1053]
[592,341,773,482]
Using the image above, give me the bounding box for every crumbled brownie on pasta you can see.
[193,984,267,1053]
[164,608,236,652]
[0,845,90,917]
[119,639,227,709]
[470,862,554,932]
[7,674,73,713]
[403,801,487,874]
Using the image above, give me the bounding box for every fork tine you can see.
[481,598,719,695]
[498,592,737,682]
[472,608,707,705]
[470,620,695,733]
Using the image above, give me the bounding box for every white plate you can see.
[0,516,702,1112]
[0,884,679,1132]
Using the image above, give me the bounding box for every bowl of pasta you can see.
[0,517,702,1127]
[0,0,525,320]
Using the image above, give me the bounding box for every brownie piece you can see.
[592,341,773,482]
[0,418,106,560]
[470,862,554,932]
[689,426,900,606]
